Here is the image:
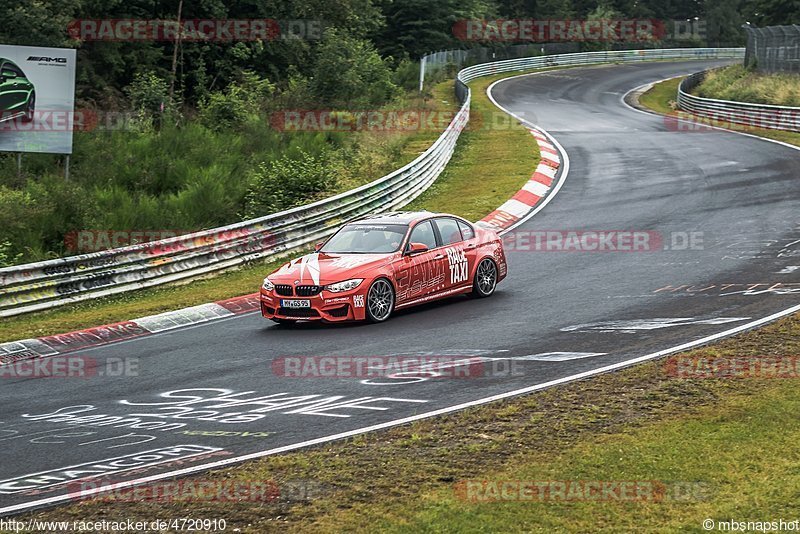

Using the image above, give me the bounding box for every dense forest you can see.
[3,0,795,110]
[0,0,795,266]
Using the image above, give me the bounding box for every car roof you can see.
[351,211,465,226]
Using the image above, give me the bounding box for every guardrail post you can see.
[419,55,426,92]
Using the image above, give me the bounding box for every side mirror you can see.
[405,242,429,255]
[314,241,324,252]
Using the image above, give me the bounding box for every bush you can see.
[392,58,421,92]
[124,72,177,129]
[199,71,275,131]
[243,151,338,218]
[0,240,22,267]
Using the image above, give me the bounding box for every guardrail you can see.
[677,69,799,131]
[0,47,744,317]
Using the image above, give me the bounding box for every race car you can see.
[260,211,507,324]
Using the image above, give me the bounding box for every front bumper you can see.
[260,287,368,322]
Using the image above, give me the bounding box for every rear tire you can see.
[365,278,395,323]
[472,258,497,298]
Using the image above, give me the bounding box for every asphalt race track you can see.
[2,60,799,514]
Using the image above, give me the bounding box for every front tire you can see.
[472,258,497,298]
[365,278,395,323]
[22,92,35,123]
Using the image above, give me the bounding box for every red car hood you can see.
[268,252,394,286]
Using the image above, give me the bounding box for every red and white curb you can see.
[0,294,261,365]
[476,127,561,234]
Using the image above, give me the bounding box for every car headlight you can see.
[262,278,275,291]
[325,278,363,293]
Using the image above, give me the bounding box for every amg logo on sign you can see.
[27,56,68,63]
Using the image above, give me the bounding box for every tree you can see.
[536,0,575,18]
[310,28,398,107]
[372,0,497,59]
[705,0,746,46]
[742,0,800,25]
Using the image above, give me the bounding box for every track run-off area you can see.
[1,59,798,515]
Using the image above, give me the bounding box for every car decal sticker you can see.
[298,254,321,285]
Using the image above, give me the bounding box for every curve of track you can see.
[2,60,799,514]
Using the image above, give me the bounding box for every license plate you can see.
[281,299,311,308]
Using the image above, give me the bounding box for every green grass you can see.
[23,305,800,532]
[380,382,800,533]
[694,64,800,107]
[0,76,538,343]
[638,76,800,148]
[638,77,682,115]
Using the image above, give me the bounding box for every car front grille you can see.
[295,285,322,296]
[278,307,320,318]
[274,284,293,296]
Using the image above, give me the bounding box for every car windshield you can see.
[321,223,408,254]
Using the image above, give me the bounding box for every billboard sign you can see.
[0,44,77,154]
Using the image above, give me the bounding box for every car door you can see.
[393,219,447,305]
[433,217,475,292]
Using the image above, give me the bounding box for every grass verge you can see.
[693,64,800,107]
[1,75,538,342]
[637,76,800,148]
[24,308,800,532]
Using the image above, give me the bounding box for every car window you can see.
[458,220,475,240]
[408,220,437,249]
[2,63,21,77]
[321,223,407,254]
[434,217,463,245]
